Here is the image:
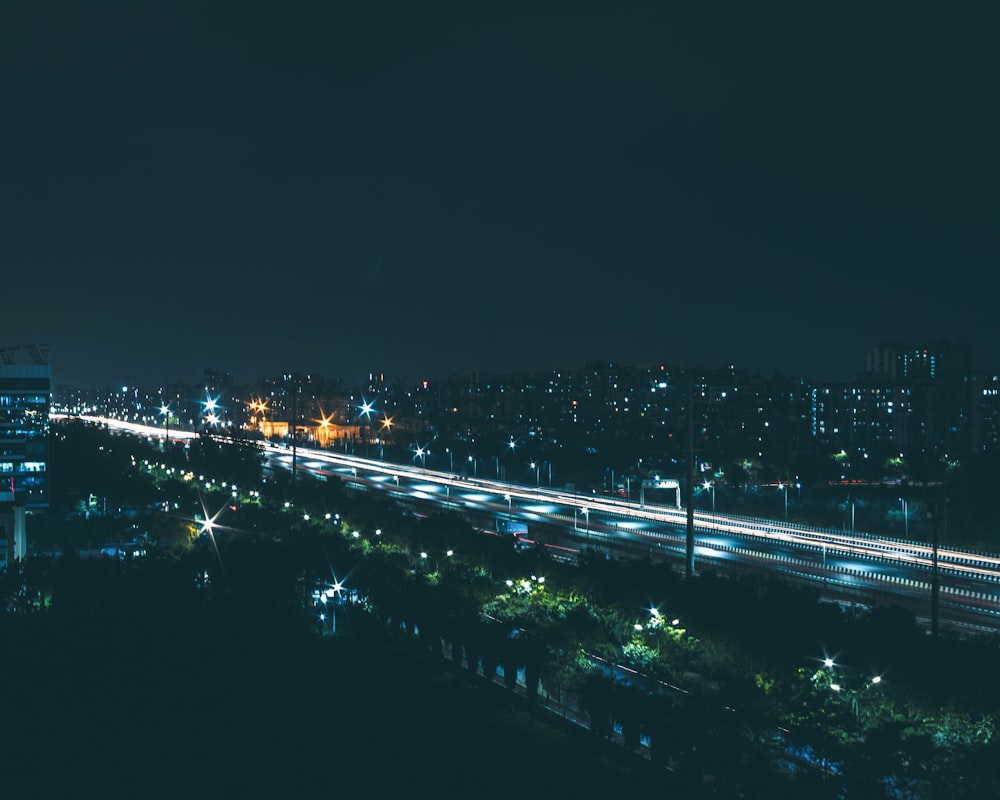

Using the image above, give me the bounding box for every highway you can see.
[67,415,1000,630]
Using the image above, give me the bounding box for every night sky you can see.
[4,3,997,389]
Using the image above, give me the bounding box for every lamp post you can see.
[502,438,516,481]
[248,398,266,437]
[530,461,539,486]
[703,480,715,512]
[779,482,788,520]
[825,661,884,720]
[357,398,375,458]
[159,403,170,447]
[899,497,909,539]
[379,414,394,460]
[468,454,477,477]
[317,416,331,449]
[201,394,218,434]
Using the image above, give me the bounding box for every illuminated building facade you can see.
[0,345,51,563]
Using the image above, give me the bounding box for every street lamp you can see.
[468,454,477,477]
[357,397,375,457]
[899,498,909,539]
[249,398,268,437]
[159,403,170,446]
[419,551,442,572]
[778,482,788,520]
[445,447,454,472]
[379,414,394,459]
[200,394,220,433]
[530,461,539,485]
[316,413,333,449]
[703,480,715,512]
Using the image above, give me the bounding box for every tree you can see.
[578,671,614,739]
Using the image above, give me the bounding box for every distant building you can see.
[0,344,52,563]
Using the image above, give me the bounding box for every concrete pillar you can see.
[1,492,26,564]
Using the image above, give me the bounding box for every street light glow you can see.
[357,397,375,419]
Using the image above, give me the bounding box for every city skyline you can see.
[5,4,997,389]
[37,336,992,393]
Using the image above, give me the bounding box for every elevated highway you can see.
[67,415,1000,631]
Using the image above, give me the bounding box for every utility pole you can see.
[686,375,695,579]
[931,492,945,638]
[290,381,298,485]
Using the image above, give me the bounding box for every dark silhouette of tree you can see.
[23,417,1000,797]
[185,434,265,488]
[522,632,546,700]
[578,671,614,739]
[611,682,647,751]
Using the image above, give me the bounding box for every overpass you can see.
[61,415,1000,631]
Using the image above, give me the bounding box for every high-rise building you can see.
[0,344,51,563]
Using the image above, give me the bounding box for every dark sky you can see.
[4,2,998,388]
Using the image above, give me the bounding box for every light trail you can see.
[68,414,1000,593]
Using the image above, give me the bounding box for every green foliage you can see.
[23,420,1000,797]
[621,640,658,672]
[185,435,265,487]
[925,711,996,749]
